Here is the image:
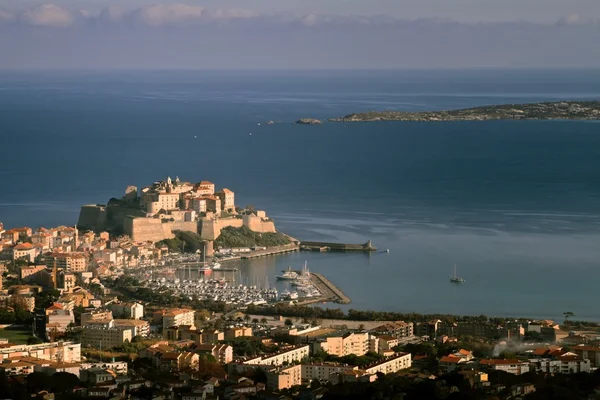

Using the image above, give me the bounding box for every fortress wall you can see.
[243,215,276,233]
[124,217,175,242]
[77,205,107,231]
[198,218,243,241]
[170,221,198,234]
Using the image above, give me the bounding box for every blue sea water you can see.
[2,69,600,320]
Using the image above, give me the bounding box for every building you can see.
[314,332,370,357]
[370,321,414,339]
[81,367,115,384]
[201,329,224,344]
[80,361,128,375]
[530,356,591,374]
[44,252,88,272]
[20,265,47,281]
[266,365,301,391]
[363,353,412,375]
[225,326,253,341]
[113,319,150,337]
[244,345,310,367]
[375,335,400,354]
[216,189,235,211]
[572,345,600,367]
[480,359,530,375]
[163,308,195,335]
[11,294,35,312]
[158,351,199,372]
[107,302,144,319]
[301,363,358,382]
[194,344,233,364]
[0,342,81,363]
[81,310,114,326]
[34,361,81,378]
[81,321,133,349]
[12,243,36,262]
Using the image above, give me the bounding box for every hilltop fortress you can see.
[77,177,276,243]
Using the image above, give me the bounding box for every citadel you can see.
[77,177,276,246]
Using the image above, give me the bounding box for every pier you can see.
[299,240,377,253]
[241,244,299,259]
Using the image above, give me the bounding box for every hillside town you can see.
[1,177,600,399]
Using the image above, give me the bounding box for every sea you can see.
[2,69,600,321]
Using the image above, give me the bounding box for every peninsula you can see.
[329,100,600,122]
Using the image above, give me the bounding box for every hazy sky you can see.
[3,0,600,22]
[2,1,600,69]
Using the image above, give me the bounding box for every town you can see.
[0,178,600,399]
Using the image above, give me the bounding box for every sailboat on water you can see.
[450,264,465,283]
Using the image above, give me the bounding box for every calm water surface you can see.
[1,69,600,320]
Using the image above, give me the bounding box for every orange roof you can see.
[199,181,214,185]
[440,356,462,364]
[480,359,523,365]
[14,243,34,250]
[458,349,471,356]
[46,303,63,311]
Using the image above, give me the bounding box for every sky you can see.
[2,1,600,69]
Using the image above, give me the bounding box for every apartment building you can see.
[163,309,195,332]
[313,332,370,357]
[244,345,310,367]
[0,342,81,363]
[479,359,530,375]
[363,353,412,375]
[107,302,144,319]
[81,323,133,349]
[225,327,253,341]
[113,319,150,337]
[194,344,233,364]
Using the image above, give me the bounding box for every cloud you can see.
[556,13,594,26]
[129,4,205,26]
[19,4,76,28]
[0,10,15,22]
[206,8,260,20]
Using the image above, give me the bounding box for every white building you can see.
[108,302,144,319]
[163,309,195,333]
[0,342,81,363]
[480,359,530,375]
[364,353,412,375]
[244,345,310,367]
[81,321,133,349]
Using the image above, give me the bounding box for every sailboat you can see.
[450,264,465,283]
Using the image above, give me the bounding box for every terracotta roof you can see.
[14,243,34,250]
[480,359,523,365]
[458,349,471,356]
[440,356,462,364]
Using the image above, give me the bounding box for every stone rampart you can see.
[123,217,175,242]
[243,215,276,233]
[77,205,107,231]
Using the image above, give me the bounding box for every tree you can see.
[260,317,268,324]
[27,336,43,345]
[563,311,575,326]
[252,318,259,325]
[284,318,293,326]
[51,372,80,393]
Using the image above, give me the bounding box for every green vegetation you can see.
[229,337,267,357]
[214,225,291,248]
[0,327,32,344]
[157,230,205,253]
[312,350,383,368]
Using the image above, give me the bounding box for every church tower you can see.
[52,258,58,290]
[73,226,79,251]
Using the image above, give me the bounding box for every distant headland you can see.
[328,101,600,122]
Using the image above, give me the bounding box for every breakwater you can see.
[308,272,351,304]
[300,240,376,253]
[241,244,299,259]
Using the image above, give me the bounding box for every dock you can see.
[299,240,376,253]
[241,244,299,259]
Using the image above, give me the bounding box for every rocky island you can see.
[295,118,323,125]
[329,101,600,122]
